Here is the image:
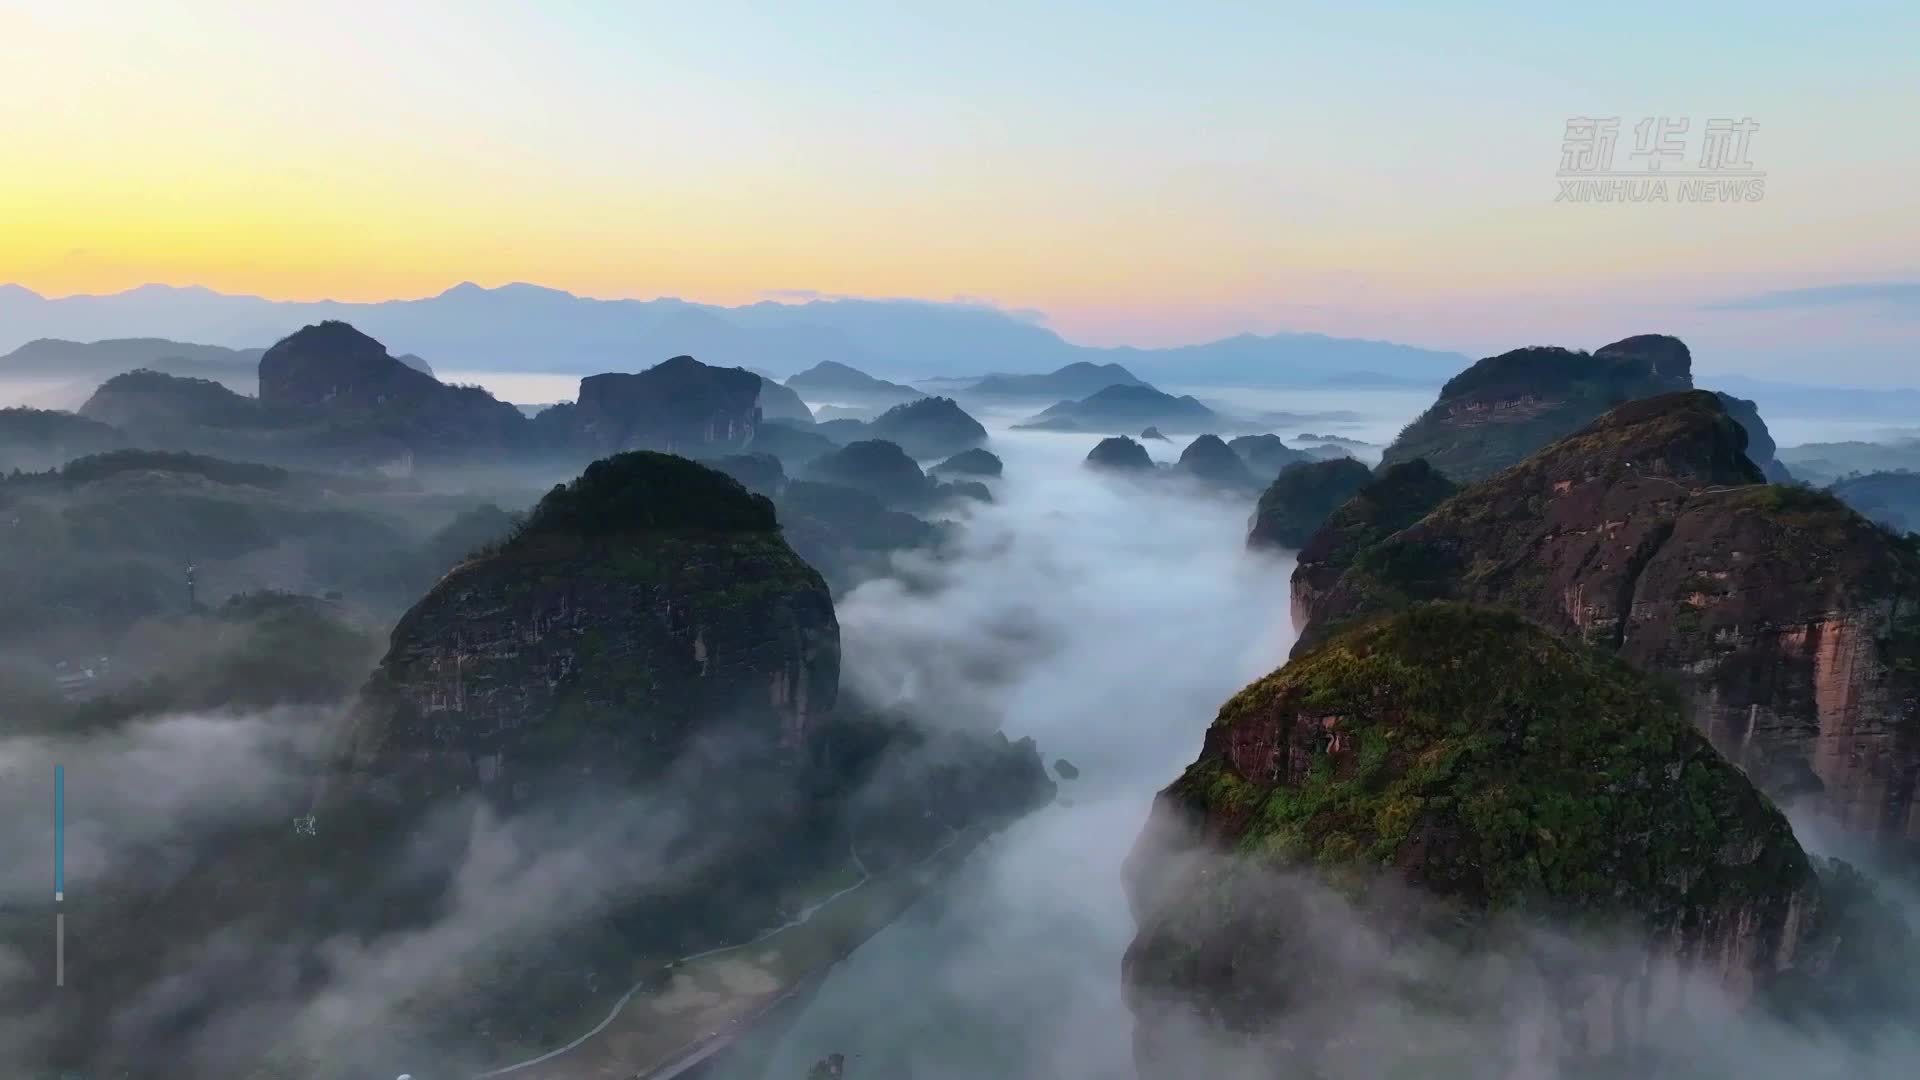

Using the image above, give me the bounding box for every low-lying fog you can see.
[720,422,1300,1079]
[717,399,1920,1079]
[6,370,1916,1078]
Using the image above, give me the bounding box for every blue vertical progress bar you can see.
[54,765,64,902]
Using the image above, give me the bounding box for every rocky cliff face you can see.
[1289,458,1455,629]
[351,451,837,803]
[1123,606,1848,1078]
[1245,457,1372,551]
[569,354,765,456]
[1714,390,1791,481]
[1304,392,1920,855]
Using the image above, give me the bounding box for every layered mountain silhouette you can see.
[0,282,1468,384]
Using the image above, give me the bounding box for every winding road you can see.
[468,827,897,1080]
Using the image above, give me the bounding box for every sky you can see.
[1,1,1916,364]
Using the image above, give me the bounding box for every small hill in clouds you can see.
[0,282,1468,386]
[785,360,925,407]
[957,361,1150,401]
[1016,384,1220,434]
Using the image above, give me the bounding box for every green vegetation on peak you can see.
[1179,604,1812,917]
[1247,457,1372,550]
[1293,458,1457,598]
[519,451,777,539]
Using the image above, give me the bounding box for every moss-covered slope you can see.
[1289,458,1456,627]
[1304,392,1920,857]
[1123,605,1824,1076]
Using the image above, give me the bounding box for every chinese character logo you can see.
[1699,117,1761,171]
[1556,115,1764,203]
[1632,117,1689,170]
[1560,117,1619,173]
[293,814,317,837]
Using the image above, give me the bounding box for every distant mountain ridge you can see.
[0,336,433,397]
[0,282,1468,385]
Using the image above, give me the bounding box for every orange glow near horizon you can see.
[2,3,1916,354]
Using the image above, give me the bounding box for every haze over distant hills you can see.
[0,336,432,395]
[0,282,1468,386]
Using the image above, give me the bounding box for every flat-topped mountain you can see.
[1300,391,1920,855]
[1381,334,1787,483]
[561,354,765,455]
[1014,384,1219,434]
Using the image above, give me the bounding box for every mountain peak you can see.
[270,319,391,358]
[113,283,220,299]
